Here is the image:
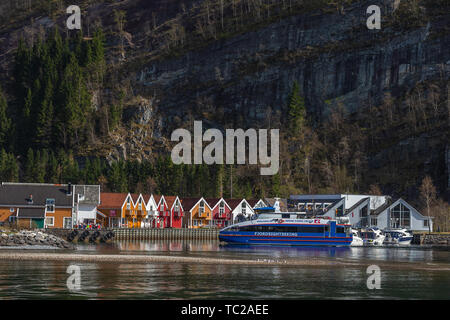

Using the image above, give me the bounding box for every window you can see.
[126,198,131,210]
[219,202,225,215]
[63,217,72,229]
[335,204,344,217]
[45,217,54,227]
[46,199,55,213]
[9,208,14,213]
[199,201,205,216]
[193,220,198,226]
[423,219,429,227]
[391,203,411,228]
[241,202,246,215]
[360,205,369,227]
[370,217,377,226]
[238,225,326,233]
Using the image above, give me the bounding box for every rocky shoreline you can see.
[0,230,73,249]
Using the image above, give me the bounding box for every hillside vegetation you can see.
[0,0,448,227]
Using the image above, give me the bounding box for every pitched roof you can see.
[205,198,221,208]
[224,198,244,210]
[246,199,264,207]
[17,207,45,218]
[99,192,128,209]
[164,196,177,210]
[130,193,140,203]
[153,195,163,205]
[345,197,370,214]
[142,194,152,203]
[0,183,73,207]
[180,197,202,211]
[372,198,394,216]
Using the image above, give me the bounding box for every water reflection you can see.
[0,241,449,299]
[78,240,447,264]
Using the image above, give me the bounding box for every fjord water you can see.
[0,241,449,299]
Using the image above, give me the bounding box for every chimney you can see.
[67,182,72,196]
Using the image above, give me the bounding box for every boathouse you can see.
[180,197,212,228]
[165,196,184,228]
[225,198,254,223]
[206,198,232,228]
[143,194,158,228]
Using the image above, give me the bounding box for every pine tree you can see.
[287,81,306,133]
[24,148,35,182]
[0,90,11,148]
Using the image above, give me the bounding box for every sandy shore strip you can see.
[0,252,449,271]
[0,252,334,266]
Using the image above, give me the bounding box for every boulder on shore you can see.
[0,230,74,249]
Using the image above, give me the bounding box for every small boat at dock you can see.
[350,229,364,246]
[382,229,413,245]
[360,228,385,246]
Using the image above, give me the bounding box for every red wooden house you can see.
[165,196,183,228]
[206,198,232,228]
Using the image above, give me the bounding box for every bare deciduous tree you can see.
[420,175,436,234]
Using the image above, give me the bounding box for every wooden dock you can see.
[112,228,220,241]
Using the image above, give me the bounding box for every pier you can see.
[112,228,219,241]
[44,228,220,242]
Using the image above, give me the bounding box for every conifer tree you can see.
[0,90,11,148]
[24,148,35,182]
[287,81,306,133]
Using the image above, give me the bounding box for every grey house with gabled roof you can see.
[0,182,100,229]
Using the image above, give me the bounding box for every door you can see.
[329,221,336,237]
[32,218,44,229]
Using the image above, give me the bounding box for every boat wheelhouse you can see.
[219,217,352,246]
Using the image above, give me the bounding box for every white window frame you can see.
[63,217,72,229]
[45,217,54,227]
[46,199,55,213]
[199,201,205,216]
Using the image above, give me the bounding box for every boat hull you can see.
[219,233,352,246]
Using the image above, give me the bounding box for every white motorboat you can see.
[350,229,364,246]
[382,229,413,245]
[360,228,385,246]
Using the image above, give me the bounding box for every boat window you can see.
[336,227,344,234]
[234,225,330,233]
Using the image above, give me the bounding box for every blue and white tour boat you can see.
[219,216,353,246]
